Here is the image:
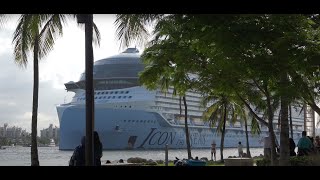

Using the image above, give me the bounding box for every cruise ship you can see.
[57,48,305,150]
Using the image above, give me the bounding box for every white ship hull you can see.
[57,48,304,150]
[57,96,302,150]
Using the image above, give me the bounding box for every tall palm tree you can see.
[140,69,193,159]
[76,14,101,166]
[12,14,66,166]
[182,96,192,159]
[115,14,195,159]
[202,93,248,162]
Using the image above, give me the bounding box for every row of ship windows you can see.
[94,91,130,95]
[122,120,157,124]
[79,91,131,96]
[77,96,132,100]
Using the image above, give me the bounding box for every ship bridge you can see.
[65,48,144,91]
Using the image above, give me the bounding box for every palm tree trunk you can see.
[289,104,293,139]
[31,35,39,166]
[244,117,251,158]
[84,14,95,166]
[220,105,227,162]
[265,85,277,166]
[279,74,290,166]
[183,96,192,159]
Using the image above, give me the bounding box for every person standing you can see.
[69,136,86,166]
[238,141,244,157]
[297,131,312,156]
[69,131,103,166]
[289,138,296,156]
[94,131,103,166]
[211,140,216,161]
[314,136,320,153]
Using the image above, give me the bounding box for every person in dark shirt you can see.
[289,138,296,156]
[69,131,103,166]
[297,131,312,156]
[69,136,85,166]
[94,131,103,166]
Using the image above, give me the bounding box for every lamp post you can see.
[77,14,94,166]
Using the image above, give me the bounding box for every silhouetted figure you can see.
[68,131,103,166]
[308,136,317,155]
[297,131,312,156]
[94,131,103,166]
[289,138,296,156]
[315,136,320,153]
[69,136,86,166]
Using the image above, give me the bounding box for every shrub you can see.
[256,156,320,166]
[256,158,271,166]
[289,156,312,166]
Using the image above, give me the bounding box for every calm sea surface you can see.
[0,146,264,166]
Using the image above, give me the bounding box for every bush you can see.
[256,156,320,166]
[256,158,271,166]
[289,156,312,166]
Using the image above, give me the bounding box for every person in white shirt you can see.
[238,141,244,157]
[263,133,280,158]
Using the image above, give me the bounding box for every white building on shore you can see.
[40,124,59,140]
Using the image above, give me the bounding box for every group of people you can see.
[210,140,244,161]
[286,131,320,157]
[70,130,320,165]
[295,131,320,156]
[69,131,103,166]
[263,130,320,159]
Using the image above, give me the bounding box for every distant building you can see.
[40,124,60,140]
[0,123,28,138]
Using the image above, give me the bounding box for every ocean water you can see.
[0,146,264,166]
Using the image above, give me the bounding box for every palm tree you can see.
[12,14,66,166]
[76,14,99,166]
[116,14,195,159]
[202,93,248,162]
[140,68,193,159]
[12,14,100,166]
[182,96,192,159]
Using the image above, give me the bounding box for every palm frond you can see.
[74,15,101,47]
[38,14,66,59]
[159,76,170,95]
[250,116,261,135]
[203,102,221,121]
[93,22,101,47]
[114,14,162,49]
[12,14,34,68]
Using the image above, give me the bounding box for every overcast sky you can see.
[0,14,143,133]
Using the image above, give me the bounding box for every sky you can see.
[0,14,143,133]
